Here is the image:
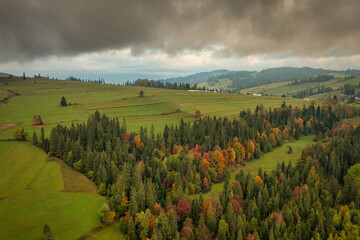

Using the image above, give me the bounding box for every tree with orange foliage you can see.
[247,140,255,159]
[222,149,229,166]
[202,158,210,170]
[254,175,263,185]
[295,118,304,130]
[124,132,131,144]
[227,146,236,164]
[32,115,43,125]
[134,135,143,150]
[119,192,129,215]
[202,177,210,191]
[213,150,226,175]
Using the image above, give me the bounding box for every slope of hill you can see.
[240,74,360,99]
[161,69,229,84]
[162,67,360,92]
[0,141,105,240]
[0,72,13,77]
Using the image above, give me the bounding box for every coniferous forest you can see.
[38,100,360,240]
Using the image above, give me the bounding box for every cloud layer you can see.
[1,0,359,62]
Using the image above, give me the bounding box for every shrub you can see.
[14,128,27,141]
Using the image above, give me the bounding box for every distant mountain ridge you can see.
[0,72,14,77]
[162,67,360,91]
[161,69,229,84]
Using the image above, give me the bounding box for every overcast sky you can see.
[1,0,359,82]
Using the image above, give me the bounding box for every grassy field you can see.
[239,81,292,95]
[86,223,125,240]
[0,141,45,197]
[0,141,106,240]
[0,77,309,140]
[194,134,315,199]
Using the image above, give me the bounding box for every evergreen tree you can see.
[32,132,38,145]
[60,96,67,106]
[40,224,54,240]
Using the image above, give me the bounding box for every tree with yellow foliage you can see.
[268,133,277,147]
[227,146,236,164]
[213,150,226,175]
[233,138,245,162]
[247,140,255,159]
[202,158,210,170]
[134,135,144,150]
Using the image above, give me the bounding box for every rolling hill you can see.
[162,67,360,92]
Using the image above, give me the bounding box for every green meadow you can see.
[0,77,309,140]
[194,134,316,199]
[86,223,125,240]
[0,141,106,240]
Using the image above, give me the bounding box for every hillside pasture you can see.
[0,77,309,140]
[0,141,105,240]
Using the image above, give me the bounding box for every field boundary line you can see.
[0,142,20,165]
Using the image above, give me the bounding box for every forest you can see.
[36,99,360,240]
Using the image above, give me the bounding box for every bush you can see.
[97,183,107,195]
[14,128,27,141]
[98,203,115,224]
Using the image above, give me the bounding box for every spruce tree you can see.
[60,96,67,106]
[32,132,38,145]
[40,224,54,240]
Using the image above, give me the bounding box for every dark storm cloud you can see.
[0,0,359,62]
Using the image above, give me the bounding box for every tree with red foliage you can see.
[177,199,191,221]
[181,226,193,240]
[292,186,300,198]
[195,109,201,118]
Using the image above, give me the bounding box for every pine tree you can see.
[127,217,137,239]
[206,206,217,233]
[60,96,67,106]
[40,224,54,240]
[169,209,178,239]
[32,132,38,145]
[217,219,229,240]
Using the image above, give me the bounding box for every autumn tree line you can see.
[35,100,360,239]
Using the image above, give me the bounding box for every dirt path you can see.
[0,89,18,104]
